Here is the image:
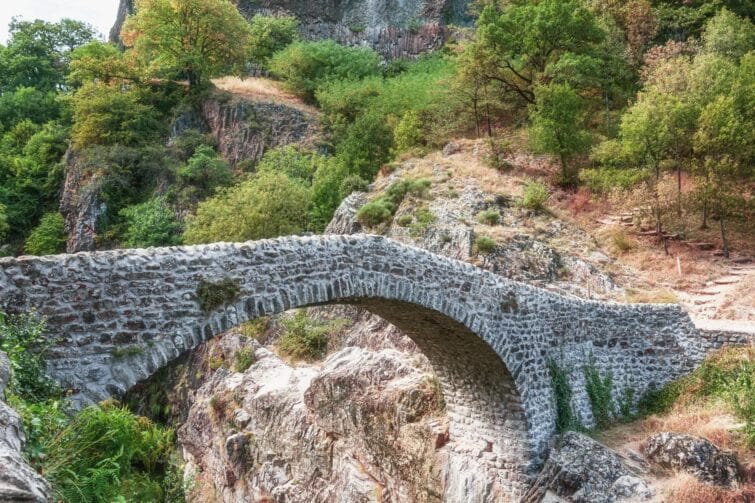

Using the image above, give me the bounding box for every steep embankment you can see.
[60,82,320,252]
[111,0,471,58]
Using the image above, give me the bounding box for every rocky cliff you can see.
[111,0,471,58]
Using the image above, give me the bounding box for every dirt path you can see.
[675,263,755,321]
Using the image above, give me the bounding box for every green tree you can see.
[71,83,161,147]
[269,40,381,102]
[701,8,755,61]
[119,196,182,248]
[529,83,592,185]
[255,146,322,183]
[68,40,135,86]
[183,171,312,244]
[122,0,253,89]
[177,145,233,198]
[24,213,66,255]
[0,18,95,93]
[248,15,299,67]
[693,96,752,257]
[473,0,605,105]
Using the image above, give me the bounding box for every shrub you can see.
[196,277,241,313]
[120,197,182,248]
[24,212,66,255]
[474,235,497,255]
[579,167,648,194]
[177,145,234,197]
[583,356,614,430]
[477,209,501,225]
[394,110,424,152]
[356,199,394,227]
[248,15,299,67]
[234,347,255,373]
[268,40,381,102]
[340,174,369,195]
[278,311,347,361]
[183,171,312,244]
[255,145,322,184]
[518,180,549,211]
[0,311,60,402]
[609,227,633,252]
[0,203,9,241]
[548,359,580,432]
[397,214,413,227]
[170,128,217,162]
[408,207,436,237]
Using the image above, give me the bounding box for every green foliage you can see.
[71,83,162,148]
[0,203,8,242]
[24,212,66,255]
[355,178,432,227]
[333,112,394,180]
[394,110,424,152]
[255,146,322,183]
[0,311,60,402]
[583,356,614,430]
[528,82,591,184]
[638,347,755,446]
[579,167,648,193]
[120,197,182,248]
[278,311,347,361]
[476,209,501,225]
[518,180,549,211]
[248,15,299,67]
[196,277,241,313]
[0,18,95,93]
[548,359,580,432]
[169,128,217,162]
[183,171,312,244]
[408,207,436,237]
[701,8,755,60]
[474,235,496,255]
[269,40,381,102]
[233,347,255,373]
[177,145,234,198]
[68,41,133,86]
[122,0,253,88]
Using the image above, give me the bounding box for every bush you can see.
[609,227,633,252]
[579,167,648,194]
[120,197,182,248]
[356,199,394,227]
[477,209,501,225]
[474,235,497,255]
[583,356,614,430]
[340,174,369,195]
[269,40,381,102]
[278,310,346,361]
[548,359,580,432]
[408,207,436,237]
[255,146,322,183]
[177,145,234,197]
[394,110,424,152]
[183,171,312,244]
[248,15,299,67]
[0,203,9,242]
[24,212,66,255]
[170,128,217,162]
[0,311,60,402]
[234,347,255,373]
[196,277,241,313]
[518,180,549,211]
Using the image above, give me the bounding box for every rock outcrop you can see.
[59,149,107,253]
[0,353,52,503]
[111,0,471,58]
[643,432,742,488]
[522,432,654,503]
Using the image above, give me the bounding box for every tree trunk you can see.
[719,212,729,258]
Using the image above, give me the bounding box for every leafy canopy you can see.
[122,0,253,88]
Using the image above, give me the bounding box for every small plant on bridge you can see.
[196,277,241,313]
[583,355,615,430]
[547,358,581,432]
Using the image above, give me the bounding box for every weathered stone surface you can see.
[59,149,108,253]
[111,0,471,58]
[0,353,52,503]
[522,432,654,503]
[0,234,716,498]
[643,432,742,488]
[179,336,448,502]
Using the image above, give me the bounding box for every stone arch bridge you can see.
[0,235,714,498]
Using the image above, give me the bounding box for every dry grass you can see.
[624,287,679,304]
[212,76,319,115]
[662,472,755,503]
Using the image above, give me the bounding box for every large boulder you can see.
[523,431,654,503]
[643,432,741,488]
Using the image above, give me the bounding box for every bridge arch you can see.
[0,234,701,499]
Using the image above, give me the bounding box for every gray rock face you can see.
[111,0,471,58]
[179,336,446,502]
[59,149,108,253]
[523,432,654,503]
[0,233,717,498]
[0,353,52,503]
[643,432,742,488]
